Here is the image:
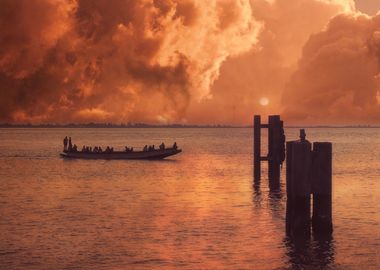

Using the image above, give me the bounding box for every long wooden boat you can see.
[60,148,181,160]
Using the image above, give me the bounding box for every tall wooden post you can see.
[254,115,261,181]
[287,133,312,238]
[312,142,333,234]
[268,115,281,184]
[286,141,295,234]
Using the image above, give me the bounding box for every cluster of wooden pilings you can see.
[253,115,333,237]
[253,115,285,185]
[286,131,333,238]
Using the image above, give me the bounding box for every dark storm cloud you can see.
[0,0,259,123]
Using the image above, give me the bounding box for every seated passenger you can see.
[73,144,78,152]
[143,145,148,151]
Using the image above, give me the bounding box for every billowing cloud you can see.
[1,0,380,125]
[187,0,355,125]
[0,0,260,123]
[282,13,380,124]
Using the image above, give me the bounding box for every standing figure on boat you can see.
[143,145,148,151]
[68,137,73,152]
[159,142,165,150]
[63,136,68,152]
[173,142,177,150]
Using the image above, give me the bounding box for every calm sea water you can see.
[0,128,379,269]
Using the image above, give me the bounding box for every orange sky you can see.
[0,0,379,125]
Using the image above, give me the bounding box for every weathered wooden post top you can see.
[253,115,285,182]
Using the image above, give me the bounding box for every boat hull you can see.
[60,148,181,160]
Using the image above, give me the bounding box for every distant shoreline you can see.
[0,123,379,128]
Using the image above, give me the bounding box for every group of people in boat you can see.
[63,136,178,153]
[80,146,114,153]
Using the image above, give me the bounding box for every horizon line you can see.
[0,123,379,128]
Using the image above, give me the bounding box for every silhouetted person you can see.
[160,142,165,150]
[173,142,177,150]
[63,136,68,152]
[299,129,309,143]
[68,137,72,152]
[73,144,78,152]
[82,146,86,152]
[143,145,148,151]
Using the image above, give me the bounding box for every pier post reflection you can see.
[284,234,335,269]
[252,168,285,219]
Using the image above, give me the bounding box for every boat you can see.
[60,147,182,160]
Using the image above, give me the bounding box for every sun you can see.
[259,97,269,106]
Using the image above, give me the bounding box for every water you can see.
[0,128,379,269]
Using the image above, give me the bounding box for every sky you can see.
[0,0,380,125]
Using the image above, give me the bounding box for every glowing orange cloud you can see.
[0,0,260,124]
[1,0,379,125]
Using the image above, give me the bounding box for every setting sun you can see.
[259,97,269,106]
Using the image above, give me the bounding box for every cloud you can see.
[187,0,354,125]
[2,0,379,125]
[282,13,380,124]
[0,0,260,123]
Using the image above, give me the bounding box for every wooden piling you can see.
[254,115,261,181]
[268,115,281,184]
[289,139,312,238]
[286,141,294,234]
[312,142,333,234]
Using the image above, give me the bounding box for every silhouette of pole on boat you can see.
[286,129,333,238]
[253,115,285,187]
